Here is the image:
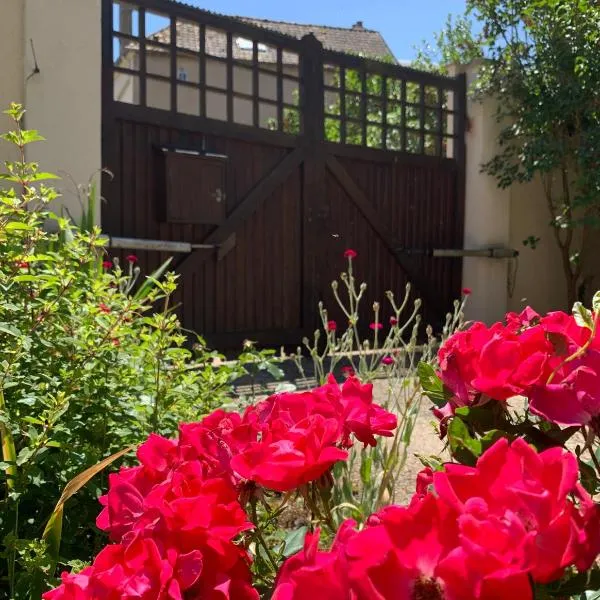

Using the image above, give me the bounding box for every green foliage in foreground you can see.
[0,104,280,597]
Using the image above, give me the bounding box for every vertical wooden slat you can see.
[277,47,284,132]
[252,41,259,127]
[360,68,367,146]
[382,76,388,150]
[300,33,325,330]
[436,86,444,157]
[340,66,346,144]
[419,83,426,154]
[170,15,177,112]
[101,0,113,105]
[199,24,206,117]
[226,31,233,122]
[138,7,147,107]
[400,80,407,152]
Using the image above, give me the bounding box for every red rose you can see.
[231,414,348,492]
[274,438,600,600]
[529,349,600,426]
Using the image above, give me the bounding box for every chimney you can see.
[352,21,364,29]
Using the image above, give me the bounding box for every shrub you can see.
[0,104,279,596]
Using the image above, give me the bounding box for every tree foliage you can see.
[421,1,600,306]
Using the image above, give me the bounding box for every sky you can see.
[144,0,469,62]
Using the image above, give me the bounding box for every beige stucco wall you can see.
[455,60,575,322]
[453,62,512,324]
[507,176,569,314]
[22,0,102,224]
[0,1,25,164]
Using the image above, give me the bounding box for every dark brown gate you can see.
[102,0,467,348]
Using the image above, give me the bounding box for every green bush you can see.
[0,104,279,597]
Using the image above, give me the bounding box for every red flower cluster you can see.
[230,376,396,491]
[273,438,600,600]
[45,378,395,599]
[45,433,257,600]
[438,307,600,426]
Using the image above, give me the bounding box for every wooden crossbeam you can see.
[326,154,444,319]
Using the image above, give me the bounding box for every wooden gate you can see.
[102,0,467,348]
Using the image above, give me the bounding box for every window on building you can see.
[235,37,267,52]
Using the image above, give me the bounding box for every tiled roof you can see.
[145,17,395,64]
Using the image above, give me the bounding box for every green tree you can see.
[422,1,600,306]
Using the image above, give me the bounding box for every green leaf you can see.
[16,446,34,466]
[415,454,444,471]
[593,291,600,314]
[578,459,598,496]
[20,130,46,144]
[0,323,20,337]
[447,416,480,463]
[134,257,173,300]
[28,172,60,181]
[573,302,594,329]
[42,446,134,576]
[5,221,34,231]
[446,418,506,465]
[282,526,308,558]
[455,404,510,433]
[417,362,451,407]
[360,452,373,485]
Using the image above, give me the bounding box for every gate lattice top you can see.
[107,0,466,160]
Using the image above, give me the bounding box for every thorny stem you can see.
[250,500,279,573]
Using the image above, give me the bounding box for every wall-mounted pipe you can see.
[100,236,215,253]
[433,248,519,259]
[396,247,519,259]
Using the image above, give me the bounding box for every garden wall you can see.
[0,0,102,223]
